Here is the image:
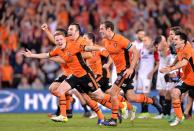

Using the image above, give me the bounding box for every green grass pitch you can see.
[0,113,193,131]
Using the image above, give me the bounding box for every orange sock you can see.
[118,95,125,109]
[97,99,112,109]
[118,95,133,110]
[118,95,125,102]
[87,99,104,119]
[97,94,112,109]
[66,94,72,110]
[96,110,104,120]
[104,94,111,101]
[136,94,153,104]
[172,99,182,119]
[111,97,119,119]
[98,98,124,110]
[59,95,66,117]
[119,102,124,109]
[127,102,133,110]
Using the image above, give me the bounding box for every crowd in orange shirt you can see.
[0,0,194,89]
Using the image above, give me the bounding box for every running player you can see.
[98,21,162,126]
[21,32,107,124]
[66,23,128,119]
[160,31,194,126]
[83,32,136,120]
[168,27,193,120]
[41,24,91,118]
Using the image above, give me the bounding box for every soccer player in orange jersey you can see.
[98,21,162,126]
[160,31,194,126]
[41,24,109,123]
[83,32,137,120]
[168,27,193,119]
[21,32,107,124]
[66,24,130,122]
[41,25,92,118]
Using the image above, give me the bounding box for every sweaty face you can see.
[174,35,184,49]
[83,34,92,46]
[99,24,107,38]
[54,35,66,49]
[68,25,77,39]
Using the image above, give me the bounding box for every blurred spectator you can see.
[0,57,13,88]
[17,76,31,90]
[0,0,194,89]
[12,52,24,88]
[31,77,44,90]
[41,60,59,84]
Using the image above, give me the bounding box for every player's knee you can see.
[49,87,52,93]
[90,92,98,99]
[49,86,55,93]
[57,86,67,95]
[170,88,180,99]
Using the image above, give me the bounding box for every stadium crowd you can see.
[0,0,194,90]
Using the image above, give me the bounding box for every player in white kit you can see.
[153,35,179,119]
[132,29,146,89]
[136,36,156,118]
[137,36,155,94]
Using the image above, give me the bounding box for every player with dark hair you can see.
[160,31,194,126]
[98,21,162,126]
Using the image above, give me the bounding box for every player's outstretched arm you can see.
[160,59,188,74]
[20,49,50,59]
[84,45,105,52]
[20,49,66,64]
